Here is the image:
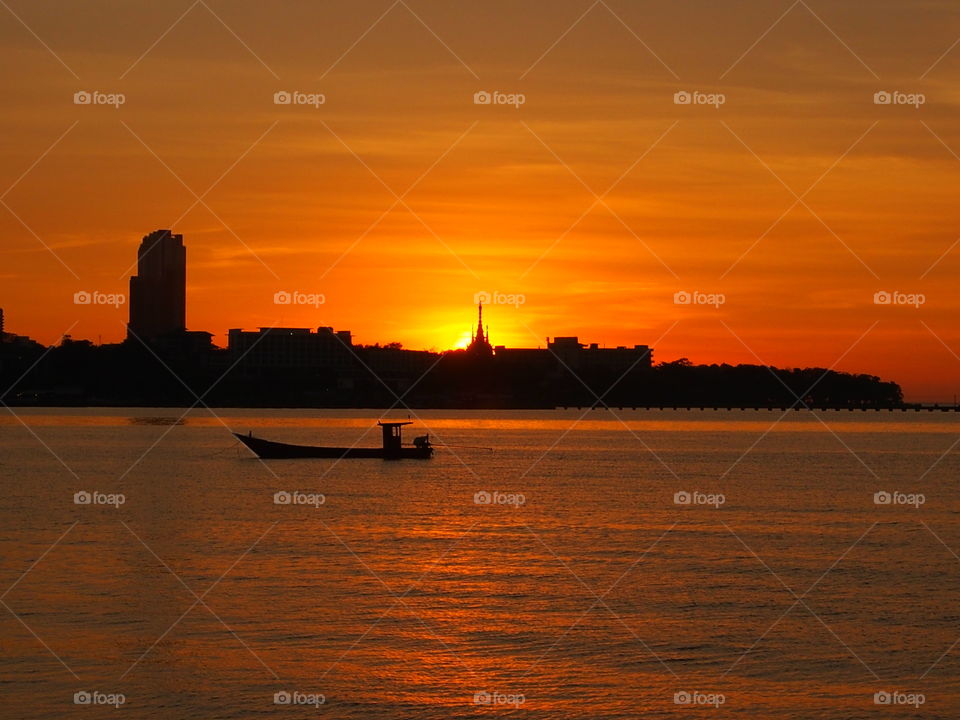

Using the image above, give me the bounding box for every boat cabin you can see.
[378,421,412,459]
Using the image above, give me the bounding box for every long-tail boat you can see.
[233,421,433,460]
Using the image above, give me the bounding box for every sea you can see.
[1,407,958,719]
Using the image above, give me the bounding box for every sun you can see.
[452,330,473,350]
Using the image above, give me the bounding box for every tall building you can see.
[128,229,186,341]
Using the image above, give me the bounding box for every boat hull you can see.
[234,433,433,460]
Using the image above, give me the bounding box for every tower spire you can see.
[468,300,492,357]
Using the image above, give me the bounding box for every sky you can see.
[1,0,959,401]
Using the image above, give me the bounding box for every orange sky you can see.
[2,1,960,401]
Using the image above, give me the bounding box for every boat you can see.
[233,421,433,460]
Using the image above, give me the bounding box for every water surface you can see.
[1,408,958,718]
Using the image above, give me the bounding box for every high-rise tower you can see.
[127,229,186,341]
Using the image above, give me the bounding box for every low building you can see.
[227,326,355,373]
[493,346,553,370]
[547,336,652,372]
[360,345,437,395]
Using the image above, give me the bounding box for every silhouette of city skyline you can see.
[114,228,656,364]
[0,230,912,409]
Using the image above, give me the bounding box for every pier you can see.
[561,404,960,412]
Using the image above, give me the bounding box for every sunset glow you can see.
[2,1,959,400]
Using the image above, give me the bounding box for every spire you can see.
[468,300,492,357]
[475,301,485,343]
